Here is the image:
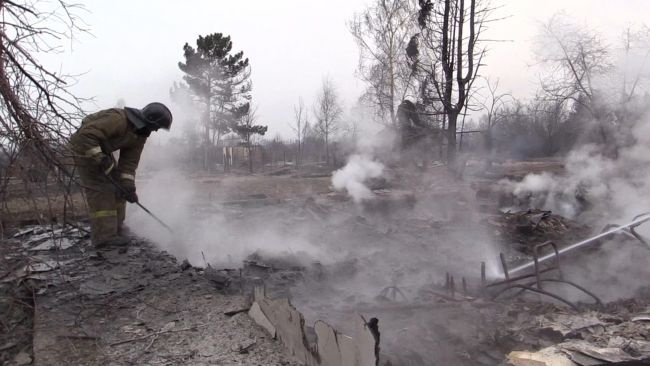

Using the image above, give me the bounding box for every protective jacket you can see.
[69,108,148,246]
[69,108,147,182]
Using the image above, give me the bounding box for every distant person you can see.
[396,100,432,168]
[68,103,172,248]
[396,100,428,148]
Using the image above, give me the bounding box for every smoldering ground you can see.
[124,169,500,309]
[119,123,650,365]
[497,110,650,302]
[121,160,505,365]
[125,114,501,301]
[125,171,330,268]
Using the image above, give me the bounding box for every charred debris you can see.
[3,163,650,366]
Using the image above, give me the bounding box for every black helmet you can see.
[142,102,172,130]
[124,102,173,132]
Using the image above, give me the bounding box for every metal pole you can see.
[105,174,173,233]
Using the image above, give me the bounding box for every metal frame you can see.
[489,241,602,309]
[378,285,408,302]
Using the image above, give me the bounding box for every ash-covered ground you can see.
[2,161,649,366]
[0,225,299,366]
[121,161,650,365]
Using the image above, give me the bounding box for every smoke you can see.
[332,154,384,203]
[331,110,399,203]
[500,135,650,226]
[499,145,619,220]
[499,108,650,300]
[497,22,650,302]
[126,170,329,268]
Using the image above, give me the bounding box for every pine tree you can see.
[233,104,268,173]
[178,33,252,170]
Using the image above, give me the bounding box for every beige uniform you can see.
[69,108,147,245]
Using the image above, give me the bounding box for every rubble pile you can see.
[1,224,298,366]
[484,209,591,255]
[3,164,649,365]
[215,188,650,365]
[507,303,650,365]
[0,238,34,366]
[230,241,650,365]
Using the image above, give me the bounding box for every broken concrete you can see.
[249,302,276,338]
[508,348,578,366]
[250,286,379,366]
[505,306,650,366]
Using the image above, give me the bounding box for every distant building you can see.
[218,136,263,170]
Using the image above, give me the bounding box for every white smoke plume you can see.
[332,154,384,203]
[500,112,650,300]
[499,145,619,220]
[500,136,650,226]
[126,170,328,268]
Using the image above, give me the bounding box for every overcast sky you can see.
[51,0,650,139]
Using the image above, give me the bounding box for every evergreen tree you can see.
[233,104,268,173]
[178,33,252,170]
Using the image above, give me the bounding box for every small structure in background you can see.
[219,136,263,172]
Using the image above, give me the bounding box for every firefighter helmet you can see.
[125,102,173,132]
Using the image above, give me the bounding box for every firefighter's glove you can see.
[120,180,139,204]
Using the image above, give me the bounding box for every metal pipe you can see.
[509,214,650,275]
[105,174,173,233]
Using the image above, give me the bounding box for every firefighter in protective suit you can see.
[69,103,172,248]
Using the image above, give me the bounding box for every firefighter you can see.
[396,99,427,149]
[69,103,172,248]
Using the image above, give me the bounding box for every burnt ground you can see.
[2,159,650,365]
[1,226,298,366]
[133,160,649,365]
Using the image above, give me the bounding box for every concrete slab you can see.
[251,286,379,366]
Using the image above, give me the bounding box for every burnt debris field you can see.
[2,0,650,365]
[2,161,650,365]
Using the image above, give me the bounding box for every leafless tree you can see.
[349,0,418,125]
[529,97,572,156]
[345,102,367,144]
[533,14,650,155]
[476,77,510,165]
[290,97,309,167]
[535,13,613,118]
[0,0,87,226]
[313,77,343,166]
[412,0,493,164]
[617,24,650,124]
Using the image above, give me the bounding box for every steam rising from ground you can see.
[126,171,329,267]
[126,118,502,305]
[331,123,397,203]
[500,146,618,220]
[501,119,650,226]
[332,154,384,203]
[500,113,650,301]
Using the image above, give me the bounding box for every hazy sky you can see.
[50,0,650,138]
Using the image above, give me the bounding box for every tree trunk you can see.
[203,124,210,171]
[485,127,494,168]
[248,143,254,174]
[297,140,301,167]
[325,132,330,166]
[447,111,457,164]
